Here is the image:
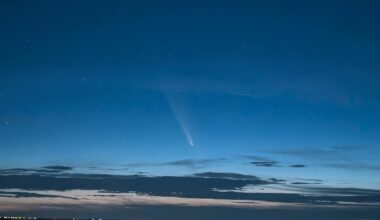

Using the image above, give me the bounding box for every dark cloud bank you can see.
[0,171,379,204]
[0,167,380,219]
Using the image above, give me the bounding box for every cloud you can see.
[239,155,281,167]
[271,144,380,172]
[42,165,73,171]
[329,144,370,151]
[241,155,307,169]
[268,178,287,183]
[250,161,279,167]
[325,163,380,171]
[0,172,264,200]
[88,166,128,172]
[289,165,306,168]
[193,172,267,183]
[272,144,371,160]
[0,166,73,175]
[0,170,379,206]
[239,155,274,162]
[290,182,313,185]
[294,178,323,184]
[288,185,380,197]
[126,158,227,169]
[0,168,36,174]
[272,148,334,160]
[270,144,377,168]
[0,190,77,200]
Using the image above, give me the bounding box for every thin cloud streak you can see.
[250,161,279,167]
[126,158,227,169]
[289,165,307,168]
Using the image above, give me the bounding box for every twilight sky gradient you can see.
[1,0,380,218]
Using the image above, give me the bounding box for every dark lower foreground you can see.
[1,205,380,220]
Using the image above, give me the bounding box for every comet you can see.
[174,113,194,147]
[165,90,195,147]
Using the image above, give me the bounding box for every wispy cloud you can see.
[0,165,74,175]
[325,163,380,171]
[272,148,336,160]
[288,185,380,197]
[290,182,314,185]
[271,144,379,171]
[250,161,279,167]
[289,165,307,168]
[42,165,73,171]
[193,172,267,183]
[272,144,371,160]
[239,154,274,162]
[125,158,227,169]
[240,155,307,168]
[329,144,370,151]
[0,190,77,200]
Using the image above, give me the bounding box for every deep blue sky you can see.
[1,0,380,189]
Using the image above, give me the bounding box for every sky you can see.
[1,0,380,219]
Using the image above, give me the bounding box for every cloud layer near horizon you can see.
[0,165,379,219]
